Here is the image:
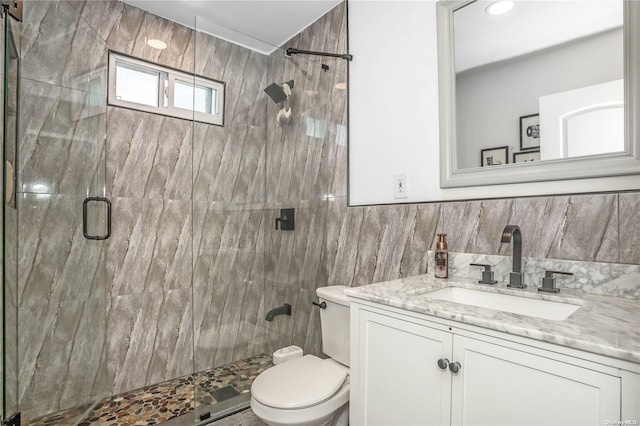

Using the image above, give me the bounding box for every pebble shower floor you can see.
[26,354,273,426]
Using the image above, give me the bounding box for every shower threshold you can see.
[163,392,252,426]
[26,354,272,426]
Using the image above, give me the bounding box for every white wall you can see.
[348,1,440,205]
[348,1,639,205]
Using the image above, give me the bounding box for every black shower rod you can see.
[286,47,353,61]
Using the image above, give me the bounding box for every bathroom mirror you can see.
[437,0,640,188]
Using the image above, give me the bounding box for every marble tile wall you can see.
[16,0,109,419]
[190,13,270,374]
[16,0,271,419]
[321,193,640,289]
[262,3,349,358]
[96,0,270,396]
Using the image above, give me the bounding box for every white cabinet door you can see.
[450,335,621,426]
[354,309,453,426]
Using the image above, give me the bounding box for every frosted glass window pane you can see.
[175,80,215,114]
[115,64,159,107]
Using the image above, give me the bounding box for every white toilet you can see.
[250,285,351,426]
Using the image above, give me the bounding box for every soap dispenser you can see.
[434,233,449,278]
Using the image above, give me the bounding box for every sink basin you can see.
[424,287,581,320]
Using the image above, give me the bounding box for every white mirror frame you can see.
[437,0,640,189]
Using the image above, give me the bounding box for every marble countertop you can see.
[344,274,640,364]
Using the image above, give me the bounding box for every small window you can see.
[108,52,224,126]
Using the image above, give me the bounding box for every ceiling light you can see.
[485,0,514,16]
[147,38,167,50]
[335,82,347,90]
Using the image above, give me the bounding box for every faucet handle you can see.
[470,263,498,285]
[539,270,574,293]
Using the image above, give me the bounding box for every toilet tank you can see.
[316,285,350,366]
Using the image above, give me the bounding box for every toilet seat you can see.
[251,355,347,409]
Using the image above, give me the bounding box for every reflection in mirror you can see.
[454,0,623,169]
[437,0,640,190]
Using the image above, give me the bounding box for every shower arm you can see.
[286,47,353,61]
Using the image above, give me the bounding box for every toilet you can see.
[250,285,351,426]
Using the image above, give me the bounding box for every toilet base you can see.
[251,400,348,426]
[329,403,348,426]
[250,378,349,426]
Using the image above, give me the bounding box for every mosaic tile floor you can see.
[26,354,273,426]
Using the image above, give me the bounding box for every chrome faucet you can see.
[501,225,525,288]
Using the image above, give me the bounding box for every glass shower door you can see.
[2,8,19,424]
[5,0,110,421]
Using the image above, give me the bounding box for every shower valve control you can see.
[275,208,295,231]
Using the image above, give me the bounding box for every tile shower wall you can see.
[96,0,272,396]
[263,3,349,357]
[191,27,271,373]
[17,0,108,419]
[16,0,272,419]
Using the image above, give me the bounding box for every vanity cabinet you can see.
[350,302,624,426]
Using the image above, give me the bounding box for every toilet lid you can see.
[251,355,347,409]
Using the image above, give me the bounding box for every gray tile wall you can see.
[97,0,271,396]
[16,0,271,419]
[259,3,349,358]
[17,0,108,419]
[190,14,270,375]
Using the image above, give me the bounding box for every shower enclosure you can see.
[1,0,348,424]
[2,0,110,422]
[3,4,20,424]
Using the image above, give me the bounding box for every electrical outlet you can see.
[393,173,408,198]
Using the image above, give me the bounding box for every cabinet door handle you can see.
[437,358,449,370]
[448,362,461,374]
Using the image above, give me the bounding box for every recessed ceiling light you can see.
[485,0,514,16]
[147,38,168,49]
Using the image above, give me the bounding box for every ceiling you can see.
[122,0,343,55]
[454,0,623,73]
[122,0,623,65]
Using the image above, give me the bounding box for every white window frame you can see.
[108,51,225,126]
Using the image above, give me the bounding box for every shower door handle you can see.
[83,197,111,240]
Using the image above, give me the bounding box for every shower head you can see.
[264,80,295,104]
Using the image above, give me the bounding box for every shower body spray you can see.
[434,233,449,278]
